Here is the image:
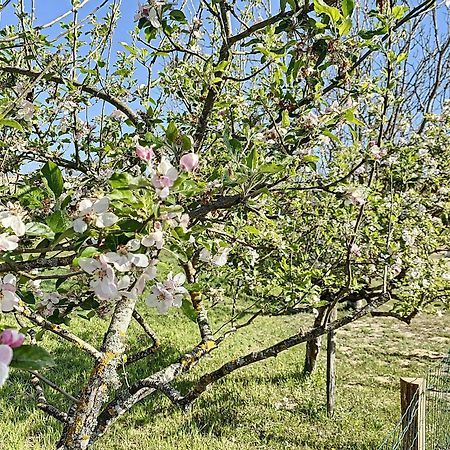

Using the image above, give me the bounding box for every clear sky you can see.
[0,0,136,50]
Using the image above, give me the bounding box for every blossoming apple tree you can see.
[0,0,450,448]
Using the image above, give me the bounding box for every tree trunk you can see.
[56,296,137,450]
[303,306,327,375]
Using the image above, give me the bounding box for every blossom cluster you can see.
[135,144,199,199]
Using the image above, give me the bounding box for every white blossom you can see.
[0,203,26,236]
[38,293,62,317]
[145,272,188,314]
[0,233,19,252]
[0,274,20,313]
[79,255,119,301]
[343,186,366,206]
[0,344,13,387]
[142,222,164,249]
[16,99,34,120]
[132,260,159,297]
[199,247,230,267]
[104,241,149,272]
[134,2,163,28]
[73,197,118,233]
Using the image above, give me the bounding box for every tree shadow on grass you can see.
[3,336,187,444]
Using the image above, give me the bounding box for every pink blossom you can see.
[0,329,25,349]
[151,158,178,199]
[180,153,199,172]
[136,145,154,163]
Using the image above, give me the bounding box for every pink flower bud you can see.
[180,153,199,172]
[0,329,25,349]
[136,145,154,163]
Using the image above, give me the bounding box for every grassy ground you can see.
[0,307,449,450]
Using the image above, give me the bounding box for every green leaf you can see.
[41,161,64,198]
[358,26,388,39]
[281,110,290,128]
[120,42,137,56]
[344,109,365,127]
[322,128,342,144]
[109,173,150,189]
[10,345,55,370]
[341,0,354,18]
[259,163,284,174]
[20,290,36,305]
[118,219,143,232]
[181,298,198,322]
[244,225,261,235]
[46,211,71,233]
[79,247,99,258]
[170,9,187,23]
[166,122,178,143]
[338,17,352,35]
[314,0,341,22]
[246,147,259,170]
[215,60,229,72]
[25,222,55,239]
[392,5,408,19]
[181,135,193,151]
[0,119,23,131]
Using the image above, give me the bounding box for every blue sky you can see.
[0,0,135,41]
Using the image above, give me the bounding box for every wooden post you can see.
[326,306,337,417]
[400,377,426,450]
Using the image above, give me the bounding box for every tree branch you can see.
[0,66,139,126]
[31,374,68,423]
[179,294,390,407]
[0,255,75,273]
[15,305,102,360]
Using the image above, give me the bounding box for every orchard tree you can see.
[0,0,450,448]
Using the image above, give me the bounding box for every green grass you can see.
[1,307,449,450]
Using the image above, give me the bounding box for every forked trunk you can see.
[56,296,137,450]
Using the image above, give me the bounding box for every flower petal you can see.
[79,257,100,274]
[93,197,110,214]
[0,362,9,387]
[73,218,88,233]
[96,212,118,228]
[0,345,13,365]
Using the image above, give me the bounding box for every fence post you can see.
[326,306,337,417]
[400,377,426,450]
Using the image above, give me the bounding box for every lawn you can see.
[1,307,449,450]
